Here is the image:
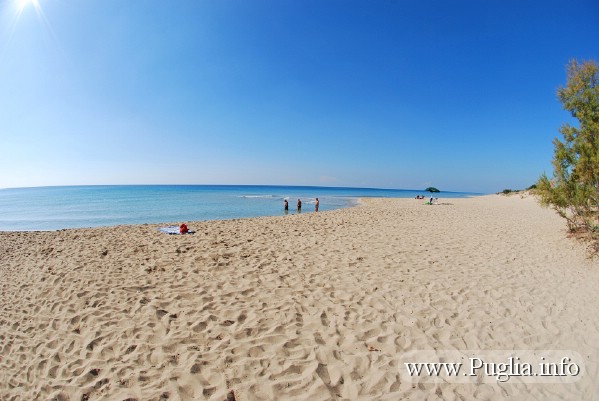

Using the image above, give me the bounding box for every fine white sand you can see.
[1,194,598,401]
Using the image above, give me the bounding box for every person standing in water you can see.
[297,198,302,212]
[315,198,319,212]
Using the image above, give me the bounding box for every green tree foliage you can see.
[538,59,599,232]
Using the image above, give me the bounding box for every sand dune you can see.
[1,195,598,400]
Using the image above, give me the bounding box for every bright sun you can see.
[17,0,39,11]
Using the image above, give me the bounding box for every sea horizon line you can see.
[0,183,485,195]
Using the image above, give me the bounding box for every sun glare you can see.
[2,0,59,61]
[6,0,56,51]
[17,0,39,12]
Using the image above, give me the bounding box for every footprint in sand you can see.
[320,311,330,327]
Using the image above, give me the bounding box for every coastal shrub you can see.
[502,189,513,194]
[537,59,599,235]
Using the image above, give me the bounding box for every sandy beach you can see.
[1,194,598,401]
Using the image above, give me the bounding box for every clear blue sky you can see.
[1,0,597,193]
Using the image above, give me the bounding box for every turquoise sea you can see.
[0,185,480,231]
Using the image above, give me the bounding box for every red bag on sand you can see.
[179,224,188,234]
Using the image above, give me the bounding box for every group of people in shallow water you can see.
[179,197,320,233]
[284,198,319,213]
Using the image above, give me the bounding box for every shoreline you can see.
[0,185,482,232]
[0,193,458,233]
[0,193,483,233]
[1,195,598,400]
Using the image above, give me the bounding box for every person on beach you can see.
[284,199,289,212]
[297,198,302,212]
[315,198,319,212]
[179,223,189,234]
